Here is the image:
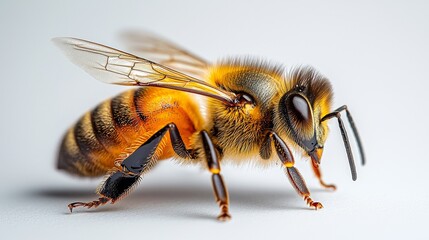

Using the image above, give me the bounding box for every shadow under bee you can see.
[26,183,309,219]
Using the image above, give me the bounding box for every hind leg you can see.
[68,171,140,211]
[68,123,193,212]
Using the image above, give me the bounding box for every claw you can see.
[68,202,84,213]
[304,196,323,210]
[311,201,324,210]
[217,212,232,222]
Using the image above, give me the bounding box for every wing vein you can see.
[53,37,236,104]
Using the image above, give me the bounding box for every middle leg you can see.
[200,130,231,221]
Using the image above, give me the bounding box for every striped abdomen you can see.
[57,88,203,177]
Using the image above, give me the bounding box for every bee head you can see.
[276,67,333,164]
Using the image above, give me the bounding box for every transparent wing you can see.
[120,31,209,79]
[53,37,235,104]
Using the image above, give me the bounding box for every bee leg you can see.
[68,197,110,211]
[270,131,323,210]
[200,130,231,221]
[311,160,337,191]
[69,123,193,212]
[285,167,323,210]
[68,171,140,212]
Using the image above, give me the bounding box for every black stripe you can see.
[133,88,148,121]
[111,93,138,128]
[91,101,122,147]
[57,133,77,171]
[58,129,94,175]
[74,114,104,159]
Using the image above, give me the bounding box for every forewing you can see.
[53,37,235,103]
[120,31,209,79]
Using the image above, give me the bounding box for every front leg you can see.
[261,131,323,210]
[311,160,336,191]
[200,130,231,221]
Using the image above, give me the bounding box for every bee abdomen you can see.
[57,90,145,177]
[57,88,201,177]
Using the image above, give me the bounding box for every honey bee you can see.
[54,32,365,221]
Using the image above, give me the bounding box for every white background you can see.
[1,0,428,239]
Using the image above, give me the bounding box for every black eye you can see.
[282,93,314,134]
[291,95,310,122]
[278,93,315,146]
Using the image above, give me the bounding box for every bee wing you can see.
[120,31,209,79]
[53,37,235,104]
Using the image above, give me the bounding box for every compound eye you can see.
[286,94,314,139]
[291,95,310,122]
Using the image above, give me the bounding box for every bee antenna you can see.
[321,105,365,181]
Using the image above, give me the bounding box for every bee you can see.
[54,32,365,221]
